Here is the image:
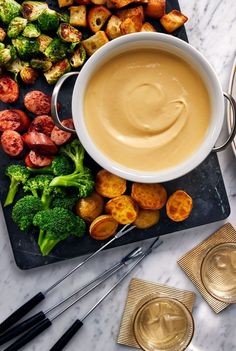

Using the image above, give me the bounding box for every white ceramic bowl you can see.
[51,32,236,183]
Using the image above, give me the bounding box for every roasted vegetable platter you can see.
[0,0,230,270]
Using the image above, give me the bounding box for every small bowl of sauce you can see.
[133,296,194,351]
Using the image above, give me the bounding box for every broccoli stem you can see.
[38,229,45,246]
[39,238,62,256]
[27,167,52,174]
[4,179,19,207]
[41,193,52,209]
[50,172,86,188]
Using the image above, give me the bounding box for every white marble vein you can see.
[1,0,236,350]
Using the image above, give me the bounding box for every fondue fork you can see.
[0,246,143,346]
[5,238,162,351]
[0,224,136,334]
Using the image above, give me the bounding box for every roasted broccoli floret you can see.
[44,37,70,62]
[38,8,59,32]
[0,27,6,42]
[22,23,41,38]
[37,34,53,53]
[12,36,40,60]
[30,58,52,72]
[0,0,22,25]
[12,195,43,231]
[57,23,82,43]
[27,155,74,176]
[44,58,71,84]
[33,207,86,255]
[22,1,48,21]
[7,17,28,39]
[70,45,86,68]
[50,140,94,198]
[23,174,63,209]
[4,165,30,207]
[20,66,38,84]
[51,194,77,210]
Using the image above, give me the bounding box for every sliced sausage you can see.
[1,130,24,157]
[26,150,53,168]
[51,119,74,146]
[0,110,21,132]
[24,90,52,115]
[22,131,58,155]
[12,109,31,132]
[0,76,19,103]
[28,115,55,136]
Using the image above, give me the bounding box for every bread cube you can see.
[160,9,188,33]
[88,6,112,32]
[106,15,122,39]
[146,0,165,18]
[82,31,109,56]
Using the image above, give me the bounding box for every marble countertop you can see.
[0,0,236,350]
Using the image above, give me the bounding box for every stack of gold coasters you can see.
[117,278,196,349]
[178,223,236,313]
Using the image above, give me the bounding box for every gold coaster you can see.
[117,278,196,349]
[178,223,236,313]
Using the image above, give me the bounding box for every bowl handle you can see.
[51,72,79,134]
[213,92,236,152]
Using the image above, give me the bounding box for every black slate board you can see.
[0,0,230,269]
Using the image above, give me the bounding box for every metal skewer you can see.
[0,224,135,334]
[4,237,162,351]
[0,247,142,346]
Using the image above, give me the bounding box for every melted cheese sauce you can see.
[84,49,211,171]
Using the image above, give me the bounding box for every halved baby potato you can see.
[166,190,193,222]
[89,214,119,240]
[134,209,160,229]
[76,191,104,222]
[105,195,139,224]
[131,183,167,210]
[95,169,127,198]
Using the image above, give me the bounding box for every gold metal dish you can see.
[133,296,194,351]
[200,242,236,303]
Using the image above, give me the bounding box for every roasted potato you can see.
[82,31,109,56]
[141,22,157,31]
[120,15,143,34]
[106,15,122,39]
[95,169,126,198]
[109,0,148,8]
[69,6,87,27]
[117,6,144,21]
[131,183,167,210]
[166,190,192,222]
[105,195,138,224]
[58,0,73,8]
[160,10,188,33]
[89,214,119,240]
[88,6,112,33]
[134,209,160,229]
[146,0,165,19]
[76,191,104,222]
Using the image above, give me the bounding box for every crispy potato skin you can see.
[134,209,160,229]
[76,191,104,222]
[95,169,126,198]
[89,214,118,240]
[105,195,138,224]
[160,9,188,33]
[166,190,192,222]
[131,183,167,210]
[146,0,165,19]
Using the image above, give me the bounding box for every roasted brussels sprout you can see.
[7,17,28,39]
[44,38,70,62]
[6,58,28,80]
[12,36,40,60]
[0,0,22,25]
[44,58,71,84]
[38,8,59,32]
[0,27,6,42]
[57,23,82,43]
[20,66,38,84]
[22,1,48,21]
[37,34,53,53]
[7,44,17,61]
[0,43,4,50]
[58,12,70,23]
[0,48,12,66]
[30,58,52,72]
[22,23,41,38]
[70,45,86,68]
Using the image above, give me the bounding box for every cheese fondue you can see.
[84,49,211,171]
